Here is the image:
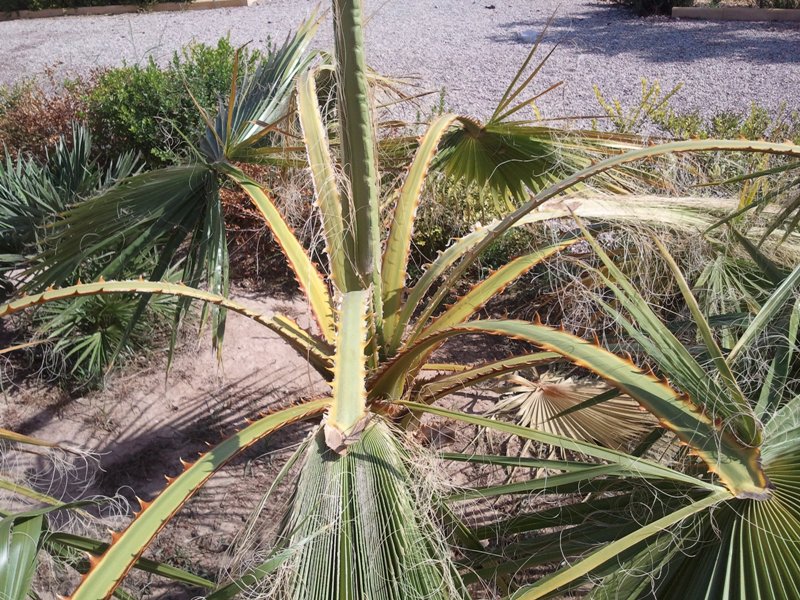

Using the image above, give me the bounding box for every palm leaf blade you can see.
[69,398,329,600]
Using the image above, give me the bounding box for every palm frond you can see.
[491,373,655,450]
[574,393,800,600]
[200,16,320,163]
[273,420,467,600]
[429,17,643,206]
[24,164,215,290]
[433,119,641,208]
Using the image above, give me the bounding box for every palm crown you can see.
[2,1,800,599]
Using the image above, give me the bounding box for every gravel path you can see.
[1,0,799,121]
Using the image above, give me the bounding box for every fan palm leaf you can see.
[580,393,800,600]
[491,373,656,450]
[428,20,644,208]
[274,420,467,600]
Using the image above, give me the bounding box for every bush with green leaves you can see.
[594,79,800,144]
[86,37,265,165]
[2,0,182,11]
[2,5,800,600]
[657,101,800,143]
[594,82,800,235]
[608,0,692,16]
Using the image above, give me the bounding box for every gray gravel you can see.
[1,0,799,121]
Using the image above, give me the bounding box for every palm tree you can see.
[2,1,800,598]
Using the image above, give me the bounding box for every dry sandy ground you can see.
[4,291,326,494]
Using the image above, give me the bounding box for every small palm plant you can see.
[2,1,800,599]
[0,126,181,385]
[0,123,139,272]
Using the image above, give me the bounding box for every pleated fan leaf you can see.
[491,373,656,450]
[272,420,467,600]
[588,394,800,600]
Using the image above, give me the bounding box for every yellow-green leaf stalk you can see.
[325,289,371,453]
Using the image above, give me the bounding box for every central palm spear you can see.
[268,2,470,596]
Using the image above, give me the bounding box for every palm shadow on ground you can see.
[490,4,798,65]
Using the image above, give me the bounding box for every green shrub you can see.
[594,77,800,144]
[86,38,264,165]
[609,0,693,16]
[654,102,800,195]
[2,0,177,10]
[757,0,800,7]
[0,38,263,166]
[594,80,800,204]
[657,102,800,143]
